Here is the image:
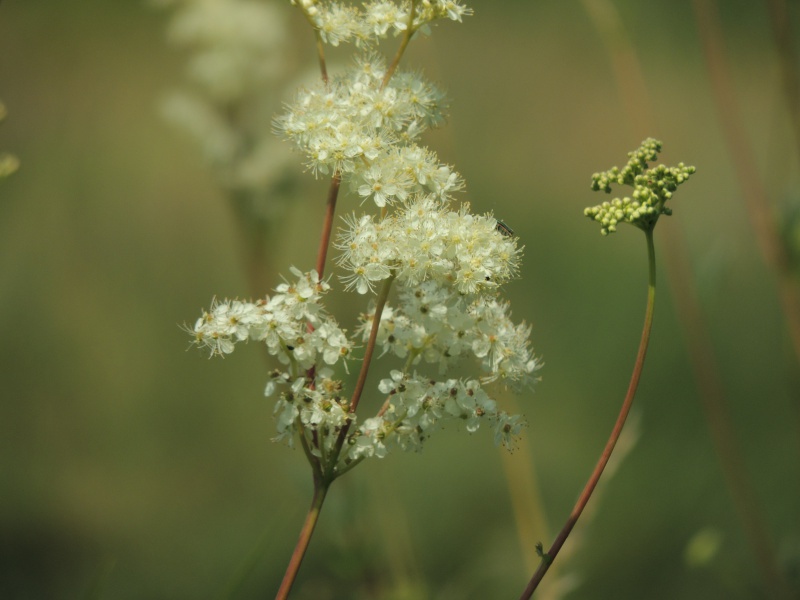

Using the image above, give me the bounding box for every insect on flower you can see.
[495,219,515,237]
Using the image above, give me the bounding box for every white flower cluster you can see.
[269,369,351,449]
[337,197,522,294]
[189,268,351,371]
[290,0,472,46]
[274,55,463,200]
[361,280,539,384]
[186,0,539,467]
[162,0,288,102]
[349,372,525,458]
[158,0,297,201]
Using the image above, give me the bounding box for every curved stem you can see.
[275,480,330,600]
[519,228,657,598]
[583,4,793,596]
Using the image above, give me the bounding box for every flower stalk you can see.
[275,480,330,600]
[521,140,696,596]
[186,3,538,597]
[520,227,656,598]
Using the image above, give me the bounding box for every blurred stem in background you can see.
[521,227,658,598]
[158,0,299,298]
[765,0,800,162]
[692,0,800,369]
[229,188,276,299]
[583,1,795,597]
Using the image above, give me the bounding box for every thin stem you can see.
[584,4,793,596]
[350,274,396,414]
[381,0,418,90]
[500,396,553,578]
[519,228,657,599]
[275,480,330,600]
[314,30,329,85]
[324,274,397,480]
[298,423,323,481]
[315,172,341,279]
[295,5,329,85]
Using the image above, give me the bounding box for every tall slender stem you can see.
[583,4,793,596]
[275,480,330,600]
[519,228,657,598]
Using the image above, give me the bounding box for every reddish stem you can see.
[349,275,395,414]
[315,173,341,279]
[275,481,329,600]
[520,228,657,598]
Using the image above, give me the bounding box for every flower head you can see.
[584,138,696,235]
[336,197,522,295]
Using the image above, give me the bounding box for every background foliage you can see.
[1,1,799,598]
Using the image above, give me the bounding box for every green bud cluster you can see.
[584,138,695,235]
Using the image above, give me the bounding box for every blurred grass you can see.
[1,0,799,598]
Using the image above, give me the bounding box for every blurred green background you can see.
[2,1,799,598]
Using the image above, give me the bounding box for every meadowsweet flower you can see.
[290,0,473,47]
[359,280,539,385]
[189,269,352,371]
[336,198,522,294]
[349,372,521,459]
[274,58,459,199]
[185,0,537,467]
[494,412,525,449]
[355,160,412,206]
[364,1,409,38]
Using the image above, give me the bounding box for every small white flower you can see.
[494,412,525,450]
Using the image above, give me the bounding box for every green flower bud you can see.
[584,138,695,235]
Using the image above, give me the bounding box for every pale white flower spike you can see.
[186,0,539,467]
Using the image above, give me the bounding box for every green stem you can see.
[519,228,657,598]
[275,480,330,600]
